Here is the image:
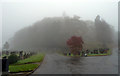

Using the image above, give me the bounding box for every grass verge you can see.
[9,53,45,73]
[9,64,39,73]
[14,53,45,65]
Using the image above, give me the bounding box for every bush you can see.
[8,54,19,64]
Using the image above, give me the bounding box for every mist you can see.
[8,15,116,52]
[1,0,118,52]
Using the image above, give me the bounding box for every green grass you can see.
[9,64,39,73]
[87,53,107,56]
[14,53,45,65]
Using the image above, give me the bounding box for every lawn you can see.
[9,53,45,73]
[9,64,39,73]
[14,53,45,65]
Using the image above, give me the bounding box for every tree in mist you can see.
[95,15,114,48]
[9,15,115,51]
[10,16,89,51]
[66,36,84,55]
[3,42,9,50]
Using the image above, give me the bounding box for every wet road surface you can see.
[30,48,118,74]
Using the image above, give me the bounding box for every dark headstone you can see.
[99,48,104,54]
[86,49,89,54]
[19,51,23,59]
[91,51,93,54]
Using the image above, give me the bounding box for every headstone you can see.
[86,49,89,54]
[91,51,93,54]
[19,51,23,59]
[95,49,98,54]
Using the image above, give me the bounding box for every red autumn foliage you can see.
[66,36,84,54]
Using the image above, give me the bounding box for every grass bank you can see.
[9,64,39,73]
[9,53,45,73]
[14,53,45,65]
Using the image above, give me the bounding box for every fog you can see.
[1,0,118,51]
[8,15,115,51]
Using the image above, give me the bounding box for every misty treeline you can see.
[9,15,116,51]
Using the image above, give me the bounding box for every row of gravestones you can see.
[20,51,36,59]
[64,48,109,56]
[85,48,109,54]
[2,51,36,59]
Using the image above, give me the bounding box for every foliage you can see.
[9,15,115,50]
[8,54,19,64]
[95,15,114,47]
[9,64,39,72]
[14,53,44,65]
[66,36,84,55]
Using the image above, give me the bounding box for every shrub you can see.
[66,36,84,55]
[8,54,19,64]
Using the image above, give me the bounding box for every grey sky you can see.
[1,0,119,48]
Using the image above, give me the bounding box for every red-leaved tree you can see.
[66,36,84,55]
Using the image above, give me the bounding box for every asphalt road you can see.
[32,48,118,74]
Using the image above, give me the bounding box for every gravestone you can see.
[86,49,89,54]
[99,49,104,54]
[91,51,93,54]
[19,51,23,59]
[23,53,27,59]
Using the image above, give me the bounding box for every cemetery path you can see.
[31,48,118,74]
